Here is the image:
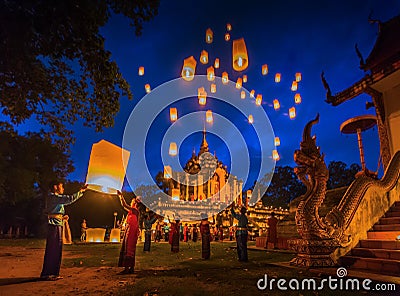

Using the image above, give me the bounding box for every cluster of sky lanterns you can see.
[137,22,304,162]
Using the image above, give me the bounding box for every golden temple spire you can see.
[199,126,209,155]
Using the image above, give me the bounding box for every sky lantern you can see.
[235,77,242,89]
[170,107,178,122]
[295,72,302,82]
[169,142,178,156]
[206,110,213,123]
[289,107,296,119]
[138,66,144,76]
[198,87,207,105]
[294,93,302,104]
[222,72,229,84]
[171,188,180,200]
[272,149,280,161]
[273,99,280,110]
[275,73,281,83]
[200,50,208,64]
[214,58,220,68]
[181,56,197,81]
[86,140,130,194]
[225,33,230,41]
[262,64,268,75]
[250,90,255,98]
[240,90,246,99]
[248,114,254,124]
[207,66,215,81]
[164,165,172,178]
[232,38,248,71]
[274,136,280,146]
[145,84,151,93]
[291,81,298,91]
[243,74,247,83]
[226,23,232,31]
[210,83,216,93]
[255,94,262,106]
[205,28,213,44]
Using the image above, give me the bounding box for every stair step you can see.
[340,256,400,275]
[379,217,400,225]
[359,239,400,249]
[386,211,400,218]
[367,231,399,240]
[351,248,400,260]
[373,224,400,231]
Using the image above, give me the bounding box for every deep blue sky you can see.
[65,0,399,189]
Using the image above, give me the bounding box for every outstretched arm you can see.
[61,185,88,205]
[117,191,130,211]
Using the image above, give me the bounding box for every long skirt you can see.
[236,231,248,262]
[171,233,180,253]
[143,231,151,251]
[41,224,63,277]
[118,225,138,268]
[201,233,210,259]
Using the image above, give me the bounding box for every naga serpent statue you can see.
[294,114,400,246]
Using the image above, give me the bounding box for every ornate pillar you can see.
[185,174,189,200]
[198,174,203,200]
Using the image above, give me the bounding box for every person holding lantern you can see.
[168,215,180,253]
[117,191,140,274]
[143,212,157,252]
[40,181,87,281]
[200,213,215,259]
[230,202,249,262]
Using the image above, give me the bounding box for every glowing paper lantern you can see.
[206,110,213,123]
[273,99,280,110]
[256,94,262,106]
[275,73,281,83]
[169,142,178,156]
[291,81,298,91]
[243,75,247,83]
[86,140,130,194]
[207,66,215,81]
[138,66,144,76]
[164,165,172,179]
[222,72,229,84]
[262,64,268,75]
[294,93,302,104]
[295,72,302,82]
[145,84,151,93]
[181,56,197,81]
[225,33,230,41]
[86,228,106,243]
[210,83,216,93]
[171,189,180,201]
[109,228,121,243]
[198,87,207,105]
[272,150,280,161]
[250,90,255,98]
[170,108,178,122]
[248,114,254,124]
[289,107,296,119]
[214,58,220,69]
[205,28,213,44]
[274,137,280,146]
[200,50,208,64]
[240,90,246,99]
[226,23,232,31]
[232,38,248,71]
[236,77,242,89]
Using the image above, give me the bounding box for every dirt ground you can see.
[0,246,132,296]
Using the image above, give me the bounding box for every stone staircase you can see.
[339,201,400,275]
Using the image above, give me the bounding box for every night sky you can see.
[47,1,400,190]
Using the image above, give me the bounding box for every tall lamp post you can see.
[113,212,118,229]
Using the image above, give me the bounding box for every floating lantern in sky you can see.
[255,94,262,106]
[214,58,220,68]
[289,107,296,119]
[248,114,254,124]
[86,140,130,194]
[250,90,255,98]
[210,83,216,93]
[235,77,242,89]
[273,99,280,110]
[295,72,302,82]
[171,188,180,200]
[294,93,302,104]
[291,81,298,91]
[170,108,178,122]
[206,110,213,123]
[275,73,281,83]
[262,64,268,75]
[272,149,280,161]
[222,72,229,84]
[205,28,213,44]
[198,87,207,105]
[169,142,178,156]
[227,23,232,31]
[138,66,144,76]
[274,137,280,146]
[145,84,151,93]
[181,56,197,81]
[240,90,246,99]
[200,50,209,64]
[243,75,247,83]
[225,33,230,41]
[164,165,172,178]
[232,38,248,71]
[207,66,215,81]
